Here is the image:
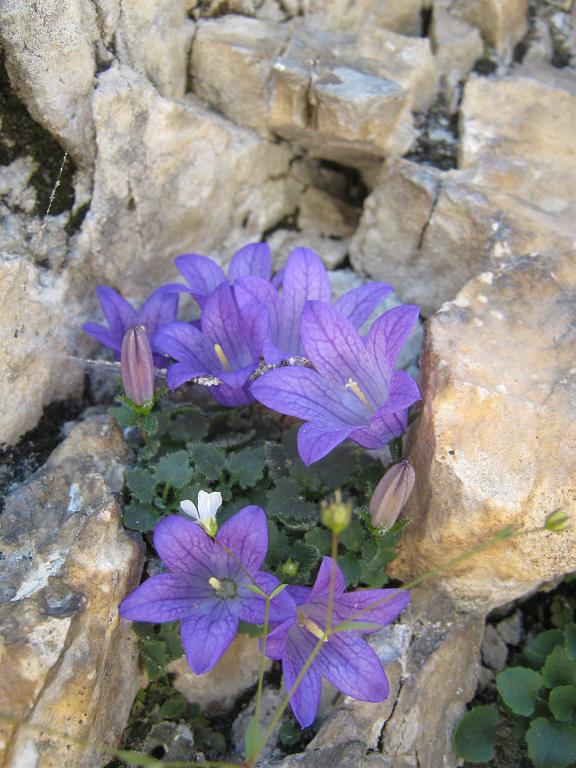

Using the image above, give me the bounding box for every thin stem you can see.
[325,532,339,634]
[254,595,272,726]
[162,481,171,503]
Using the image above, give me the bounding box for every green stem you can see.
[254,595,272,726]
[325,532,339,634]
[162,481,171,503]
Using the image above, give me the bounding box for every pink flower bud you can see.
[369,460,416,529]
[121,325,155,406]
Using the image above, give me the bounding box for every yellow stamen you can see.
[345,378,372,409]
[209,576,223,591]
[214,343,231,371]
[298,610,328,642]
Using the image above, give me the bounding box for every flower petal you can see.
[333,282,393,330]
[234,276,281,349]
[365,304,420,375]
[239,571,296,625]
[154,322,219,372]
[210,382,253,407]
[180,604,239,674]
[228,242,271,282]
[297,422,354,466]
[119,573,212,623]
[351,409,408,450]
[202,284,263,370]
[197,490,222,524]
[286,585,312,605]
[265,619,292,660]
[96,286,137,343]
[284,627,323,728]
[279,247,331,355]
[82,322,120,353]
[175,254,226,304]
[138,287,179,337]
[333,588,410,629]
[166,362,206,389]
[216,505,268,572]
[153,515,215,577]
[316,632,390,702]
[310,556,346,600]
[379,370,421,412]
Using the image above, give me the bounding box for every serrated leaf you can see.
[154,450,191,488]
[496,667,543,716]
[109,404,139,428]
[123,502,159,532]
[140,413,159,437]
[312,443,356,489]
[140,639,168,681]
[526,717,576,768]
[338,552,363,587]
[453,705,499,763]
[565,624,576,661]
[169,407,207,442]
[267,479,318,530]
[139,439,160,461]
[524,630,565,669]
[187,442,225,481]
[244,716,265,762]
[340,518,367,552]
[125,468,157,503]
[289,541,321,584]
[543,646,576,688]
[264,441,291,481]
[158,622,184,661]
[158,694,189,720]
[226,445,266,489]
[305,527,332,554]
[550,686,576,722]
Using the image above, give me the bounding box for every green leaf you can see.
[550,686,576,722]
[279,721,302,748]
[139,639,168,681]
[114,749,162,766]
[264,441,291,481]
[288,541,321,584]
[359,537,396,587]
[244,716,264,763]
[305,527,332,554]
[109,404,138,428]
[340,518,367,552]
[154,450,191,488]
[496,667,543,716]
[158,694,188,720]
[551,595,573,630]
[543,646,576,688]
[158,622,184,661]
[338,551,363,587]
[526,717,576,768]
[267,479,318,530]
[187,442,225,481]
[169,407,207,442]
[565,624,576,661]
[238,620,264,637]
[125,468,157,503]
[453,705,499,763]
[139,439,160,461]
[226,445,266,489]
[312,443,356,489]
[140,413,159,437]
[524,630,564,669]
[123,502,159,532]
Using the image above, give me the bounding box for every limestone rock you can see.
[431,3,484,104]
[297,187,360,238]
[392,252,576,611]
[449,0,528,60]
[267,230,350,271]
[76,65,296,294]
[481,624,508,671]
[0,415,144,767]
[308,0,425,36]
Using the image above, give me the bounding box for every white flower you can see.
[180,490,222,536]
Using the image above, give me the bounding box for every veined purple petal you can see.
[165,362,204,389]
[366,304,420,375]
[175,254,226,303]
[351,409,408,450]
[271,268,284,289]
[333,588,410,629]
[154,322,219,373]
[278,248,331,355]
[138,287,179,337]
[216,505,268,572]
[251,367,369,427]
[202,284,263,370]
[284,626,323,727]
[96,286,138,343]
[160,282,195,295]
[239,301,268,360]
[333,282,393,330]
[228,242,271,282]
[82,322,121,353]
[234,276,281,349]
[239,571,296,625]
[286,585,313,606]
[297,422,354,466]
[265,619,292,660]
[119,573,212,623]
[310,556,346,600]
[180,604,239,675]
[210,382,254,407]
[153,515,214,578]
[315,632,390,702]
[380,370,421,412]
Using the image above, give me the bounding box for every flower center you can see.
[345,378,372,410]
[208,576,237,599]
[213,343,231,371]
[297,609,328,642]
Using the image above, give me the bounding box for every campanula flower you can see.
[164,242,271,307]
[120,326,155,406]
[83,286,178,367]
[154,282,267,406]
[251,301,421,465]
[369,460,416,529]
[180,490,222,536]
[265,557,410,727]
[119,506,295,675]
[234,247,393,364]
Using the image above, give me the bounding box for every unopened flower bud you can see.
[369,460,415,529]
[545,508,571,533]
[321,490,352,534]
[121,325,155,407]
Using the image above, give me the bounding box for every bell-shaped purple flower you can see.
[120,326,155,406]
[369,460,416,529]
[234,247,393,364]
[164,242,271,308]
[153,282,267,406]
[119,506,295,675]
[83,286,178,367]
[266,557,410,727]
[251,301,421,465]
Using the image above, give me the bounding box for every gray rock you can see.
[481,624,508,672]
[232,687,284,763]
[495,611,523,647]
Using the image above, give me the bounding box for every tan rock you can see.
[392,251,576,611]
[297,187,360,238]
[308,0,425,36]
[267,229,350,270]
[449,0,528,60]
[431,3,484,104]
[0,415,144,767]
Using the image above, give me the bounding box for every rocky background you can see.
[1,0,576,767]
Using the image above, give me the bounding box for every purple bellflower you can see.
[120,326,155,406]
[266,557,410,728]
[154,282,267,406]
[119,506,295,675]
[234,247,393,364]
[251,301,421,465]
[83,286,178,367]
[164,242,271,308]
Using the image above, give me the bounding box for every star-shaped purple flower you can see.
[154,282,267,406]
[119,506,295,675]
[164,242,271,308]
[265,557,410,727]
[83,286,178,367]
[250,301,421,465]
[234,247,393,364]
